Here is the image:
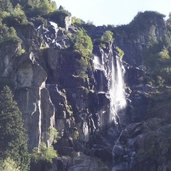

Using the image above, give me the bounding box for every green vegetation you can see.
[26,0,57,16]
[72,16,85,25]
[130,11,165,32]
[101,30,114,43]
[32,143,57,163]
[0,11,11,19]
[32,0,56,13]
[0,2,28,24]
[73,29,93,58]
[72,29,93,78]
[158,48,170,60]
[143,44,171,85]
[100,30,114,49]
[0,22,20,44]
[11,3,28,23]
[48,127,59,143]
[0,0,57,19]
[0,22,25,55]
[116,47,124,59]
[0,157,21,171]
[0,86,29,171]
[17,47,26,56]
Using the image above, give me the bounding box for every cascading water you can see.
[36,21,63,49]
[93,48,127,124]
[109,55,127,123]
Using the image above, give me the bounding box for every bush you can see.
[72,16,85,25]
[0,23,21,44]
[0,11,10,19]
[101,30,114,43]
[28,0,57,15]
[11,4,28,23]
[0,157,21,171]
[73,29,93,59]
[48,127,60,144]
[71,29,93,77]
[0,4,28,24]
[116,47,124,59]
[32,143,57,163]
[158,48,170,60]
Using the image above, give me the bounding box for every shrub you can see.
[32,143,57,163]
[11,4,28,24]
[72,29,93,77]
[116,47,124,59]
[73,29,93,59]
[158,48,170,60]
[28,0,57,15]
[48,127,60,143]
[0,11,10,19]
[101,30,114,43]
[1,5,28,25]
[17,47,25,56]
[0,157,21,171]
[37,0,56,14]
[72,16,85,25]
[0,23,21,44]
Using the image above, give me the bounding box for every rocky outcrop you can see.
[31,152,109,171]
[115,11,167,66]
[0,41,55,150]
[2,6,171,171]
[14,53,55,150]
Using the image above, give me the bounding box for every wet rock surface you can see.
[2,9,171,171]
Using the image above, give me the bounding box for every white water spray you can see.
[93,51,127,124]
[109,56,127,123]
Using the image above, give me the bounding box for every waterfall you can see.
[37,21,62,49]
[93,49,127,124]
[109,55,127,123]
[93,55,103,71]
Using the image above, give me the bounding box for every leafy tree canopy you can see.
[0,157,21,171]
[101,30,114,43]
[32,143,57,163]
[73,29,93,58]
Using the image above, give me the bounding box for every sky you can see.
[55,0,171,26]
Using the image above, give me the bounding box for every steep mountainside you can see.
[1,1,171,171]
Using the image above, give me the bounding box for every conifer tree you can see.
[0,86,30,171]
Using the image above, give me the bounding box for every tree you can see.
[73,29,93,58]
[0,157,21,171]
[0,86,30,171]
[101,30,114,43]
[27,0,56,14]
[32,143,57,163]
[12,3,28,23]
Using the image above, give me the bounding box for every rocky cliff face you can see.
[0,42,55,150]
[1,7,171,171]
[110,12,171,171]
